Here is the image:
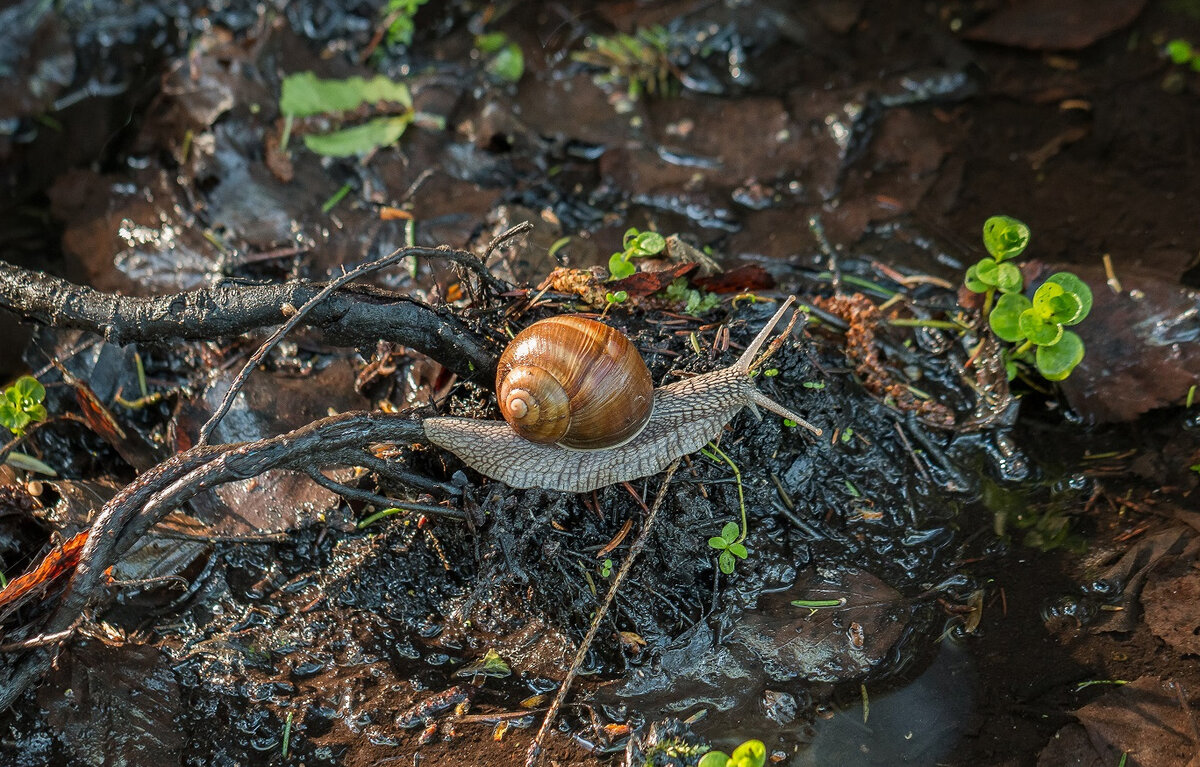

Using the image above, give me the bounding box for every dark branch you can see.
[0,257,501,384]
[0,410,432,710]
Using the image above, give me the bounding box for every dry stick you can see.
[198,222,531,446]
[524,459,681,767]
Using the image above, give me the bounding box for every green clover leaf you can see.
[729,740,767,767]
[994,262,1023,293]
[1036,331,1085,380]
[1018,310,1064,346]
[982,216,1030,261]
[974,259,1000,287]
[964,263,989,293]
[989,293,1032,342]
[718,550,735,574]
[1042,272,1092,325]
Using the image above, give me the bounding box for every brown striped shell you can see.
[496,316,653,449]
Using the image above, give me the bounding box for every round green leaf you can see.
[1031,281,1064,319]
[728,543,748,559]
[989,292,1032,342]
[1004,358,1019,381]
[698,752,731,767]
[708,536,729,550]
[1043,272,1092,324]
[973,259,1000,287]
[720,521,740,541]
[964,263,989,293]
[1046,292,1083,324]
[982,216,1030,261]
[718,550,735,574]
[14,376,44,403]
[1019,310,1063,346]
[730,739,767,767]
[994,262,1023,293]
[632,231,666,256]
[1036,331,1085,380]
[608,253,635,280]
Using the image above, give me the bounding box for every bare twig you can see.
[0,411,432,710]
[525,459,681,767]
[0,258,499,383]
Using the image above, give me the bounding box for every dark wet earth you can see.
[1,1,1200,765]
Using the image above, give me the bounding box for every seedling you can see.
[0,376,47,436]
[573,26,674,101]
[1166,38,1200,71]
[381,0,430,47]
[600,558,613,578]
[698,738,767,767]
[608,227,665,280]
[707,521,748,576]
[662,277,720,316]
[475,32,524,83]
[964,216,1092,381]
[701,444,750,575]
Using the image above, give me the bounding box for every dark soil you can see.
[1,1,1199,766]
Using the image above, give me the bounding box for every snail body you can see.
[424,298,819,492]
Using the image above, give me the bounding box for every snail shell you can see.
[496,316,653,449]
[424,297,820,492]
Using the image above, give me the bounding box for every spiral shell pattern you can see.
[495,315,653,449]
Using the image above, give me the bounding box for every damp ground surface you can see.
[1,2,1199,766]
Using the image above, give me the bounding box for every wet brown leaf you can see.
[40,642,184,767]
[1050,263,1200,423]
[0,531,86,620]
[1040,676,1200,767]
[964,0,1148,51]
[1142,568,1200,656]
[729,567,910,683]
[693,265,775,294]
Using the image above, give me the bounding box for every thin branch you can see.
[525,459,681,767]
[0,411,431,710]
[0,257,500,384]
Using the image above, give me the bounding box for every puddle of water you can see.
[801,640,976,766]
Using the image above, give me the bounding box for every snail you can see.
[423,297,820,492]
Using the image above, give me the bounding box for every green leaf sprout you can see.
[0,376,48,436]
[607,227,666,280]
[698,739,767,767]
[964,217,1092,381]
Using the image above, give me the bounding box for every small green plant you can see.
[605,290,628,305]
[964,216,1092,381]
[702,443,750,575]
[475,32,524,83]
[707,521,748,575]
[381,0,430,47]
[0,376,47,436]
[608,227,666,280]
[1166,38,1200,71]
[698,739,767,767]
[573,26,674,101]
[662,277,721,316]
[600,558,613,578]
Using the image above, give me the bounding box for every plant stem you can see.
[701,443,746,544]
[886,318,962,330]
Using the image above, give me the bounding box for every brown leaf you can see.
[963,0,1149,51]
[608,263,697,297]
[0,531,87,620]
[693,264,775,294]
